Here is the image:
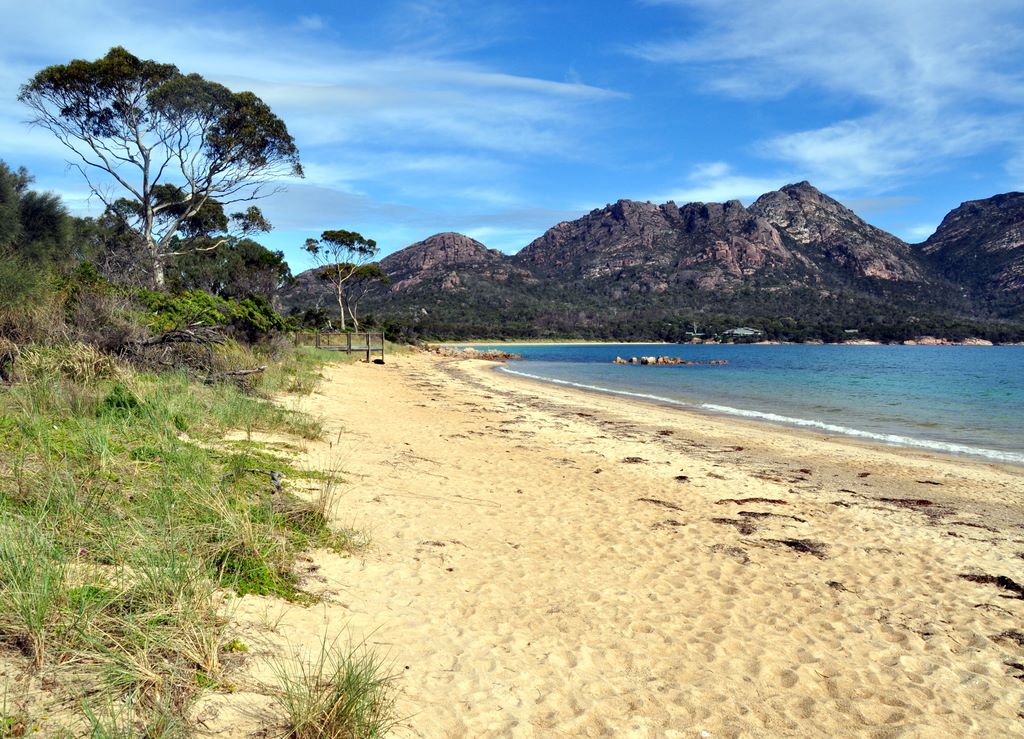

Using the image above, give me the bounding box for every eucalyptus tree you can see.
[19,46,302,288]
[303,230,379,331]
[342,263,389,330]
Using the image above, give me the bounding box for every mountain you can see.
[515,198,807,290]
[379,232,526,291]
[921,192,1024,316]
[282,183,1024,341]
[514,182,934,291]
[748,182,927,282]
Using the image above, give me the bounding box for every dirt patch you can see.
[709,544,750,564]
[763,539,829,559]
[711,517,758,536]
[739,511,807,523]
[716,497,789,506]
[960,574,1024,600]
[993,630,1024,647]
[637,497,684,512]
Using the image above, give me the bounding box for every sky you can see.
[2,0,1024,272]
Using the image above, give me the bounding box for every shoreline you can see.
[195,350,1024,736]
[463,357,1024,490]
[432,339,1018,347]
[492,362,1024,467]
[432,340,673,347]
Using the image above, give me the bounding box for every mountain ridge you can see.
[282,183,1024,339]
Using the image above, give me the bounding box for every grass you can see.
[0,518,68,668]
[0,339,389,735]
[272,636,398,739]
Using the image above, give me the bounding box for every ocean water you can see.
[464,344,1024,464]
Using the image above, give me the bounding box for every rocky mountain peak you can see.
[379,232,516,291]
[922,192,1024,294]
[749,183,924,281]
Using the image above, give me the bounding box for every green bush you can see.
[138,289,289,341]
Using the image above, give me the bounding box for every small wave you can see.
[497,366,1024,464]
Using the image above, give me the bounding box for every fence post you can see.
[315,331,320,349]
[381,331,385,363]
[365,332,370,363]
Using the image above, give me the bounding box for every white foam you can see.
[497,366,1024,464]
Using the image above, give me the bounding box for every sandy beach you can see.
[194,350,1024,738]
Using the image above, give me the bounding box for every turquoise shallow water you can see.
[463,344,1024,464]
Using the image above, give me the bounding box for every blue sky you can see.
[2,0,1023,271]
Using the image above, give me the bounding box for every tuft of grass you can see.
[0,518,68,668]
[275,468,368,555]
[14,343,125,386]
[272,637,398,739]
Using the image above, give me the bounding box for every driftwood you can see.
[204,365,267,383]
[113,322,226,366]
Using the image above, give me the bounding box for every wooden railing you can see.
[294,331,385,362]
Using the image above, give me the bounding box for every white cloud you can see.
[1007,152,1024,190]
[645,162,789,205]
[902,224,938,242]
[1,1,620,189]
[462,226,549,254]
[296,15,324,31]
[636,0,1024,189]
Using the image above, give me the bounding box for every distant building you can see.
[723,327,763,337]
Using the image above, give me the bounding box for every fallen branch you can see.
[204,366,267,384]
[214,366,267,377]
[143,322,226,347]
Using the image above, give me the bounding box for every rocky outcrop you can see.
[614,356,728,366]
[426,346,521,361]
[749,182,927,281]
[515,183,934,291]
[515,197,808,289]
[922,192,1024,297]
[903,336,995,346]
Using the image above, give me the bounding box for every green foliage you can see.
[303,230,380,330]
[222,638,248,654]
[167,238,292,301]
[0,518,68,668]
[0,162,25,250]
[97,384,142,417]
[138,289,289,339]
[0,161,73,323]
[362,270,1024,343]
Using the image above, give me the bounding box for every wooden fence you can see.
[293,330,385,362]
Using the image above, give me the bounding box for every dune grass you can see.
[272,636,398,739]
[0,340,388,735]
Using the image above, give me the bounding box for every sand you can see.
[194,351,1024,737]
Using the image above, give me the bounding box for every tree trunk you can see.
[347,300,360,331]
[334,289,346,331]
[152,247,165,289]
